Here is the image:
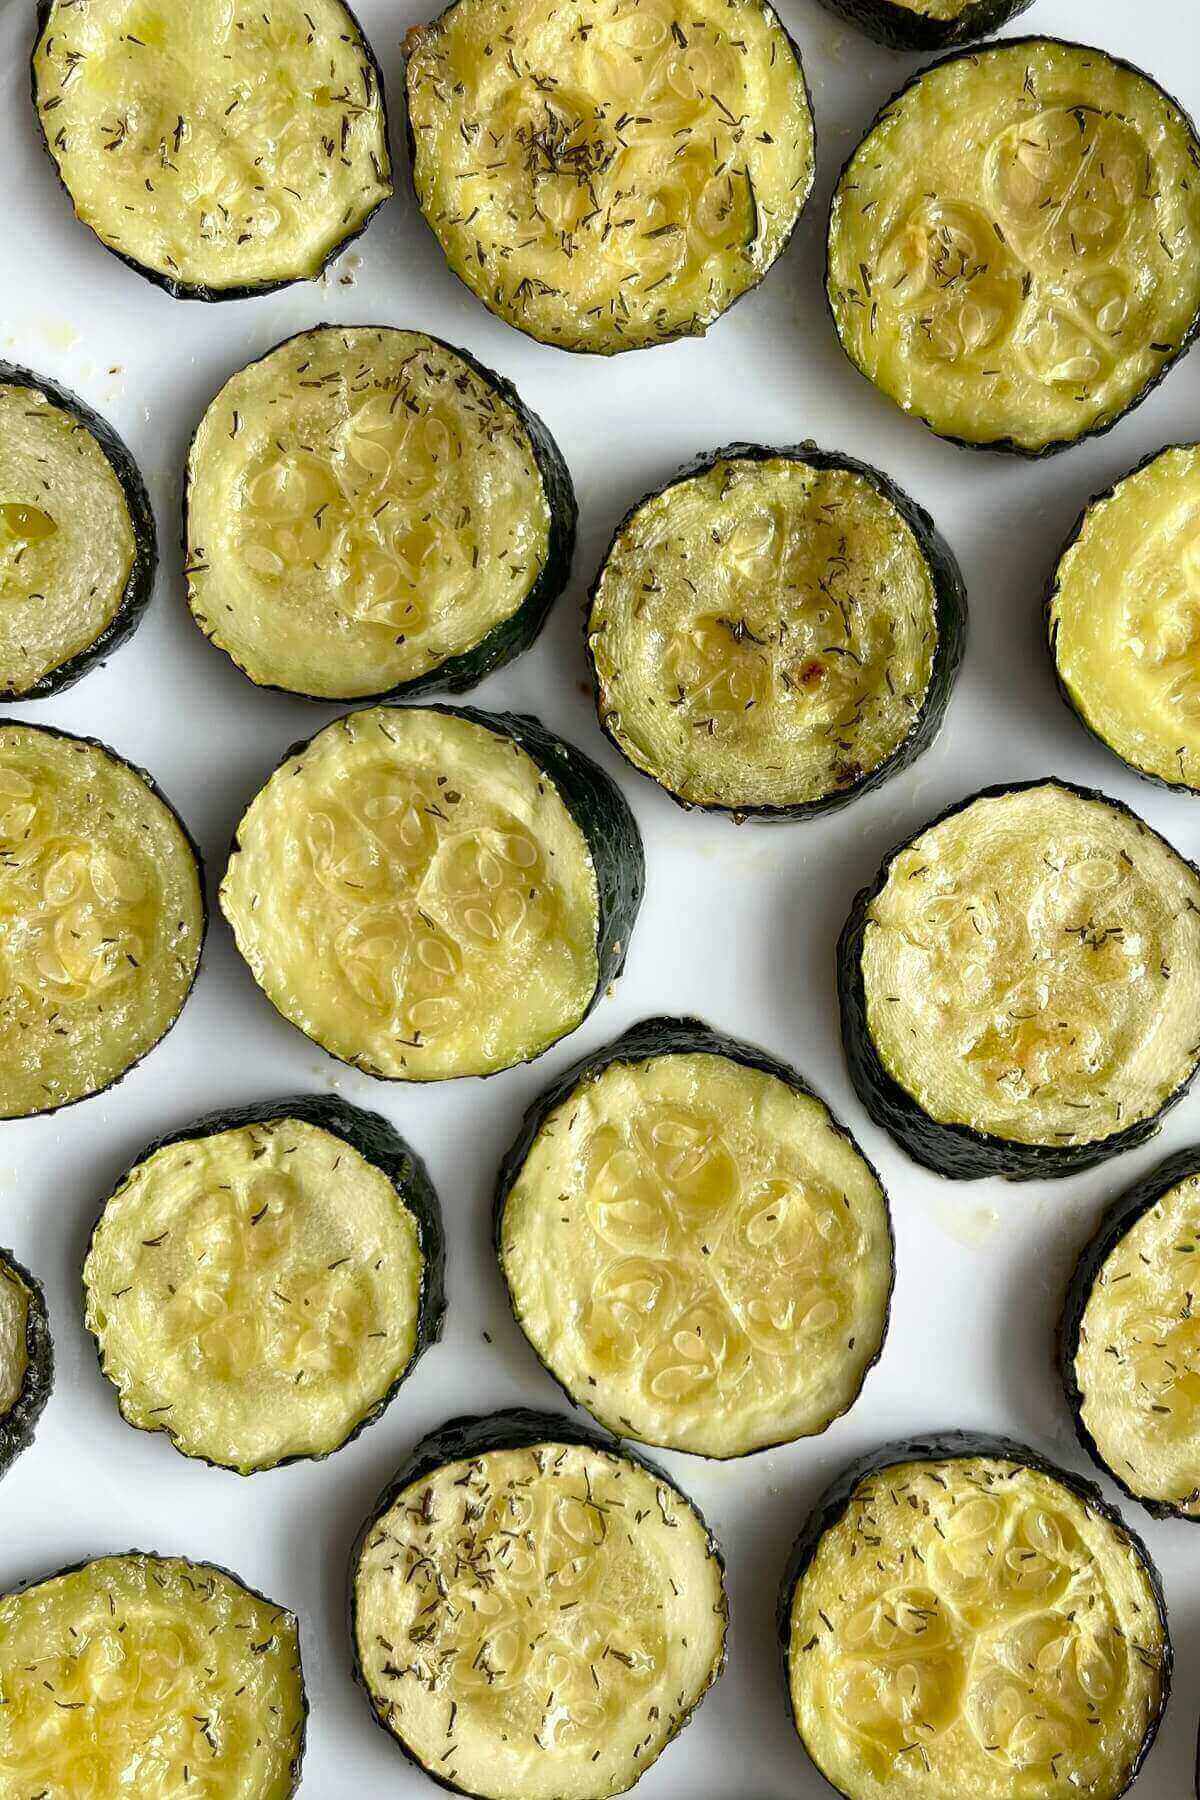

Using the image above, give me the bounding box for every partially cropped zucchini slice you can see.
[0,1552,305,1797]
[32,0,391,301]
[497,1017,893,1457]
[781,1434,1171,1800]
[351,1409,727,1798]
[221,704,643,1081]
[404,0,814,354]
[0,1249,52,1480]
[185,326,575,701]
[815,0,1034,52]
[0,365,155,699]
[838,779,1200,1179]
[84,1097,444,1475]
[1049,444,1200,791]
[0,723,205,1119]
[587,444,965,816]
[828,40,1200,455]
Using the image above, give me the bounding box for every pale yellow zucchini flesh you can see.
[0,1264,29,1420]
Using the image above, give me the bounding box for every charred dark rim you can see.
[83,1094,446,1477]
[837,776,1200,1179]
[0,719,207,1122]
[349,1406,729,1798]
[813,0,1034,52]
[222,701,644,1082]
[777,1430,1173,1800]
[586,440,967,819]
[31,0,392,303]
[0,1249,53,1482]
[494,1015,895,1457]
[401,0,815,356]
[182,324,576,701]
[825,36,1200,457]
[0,362,156,700]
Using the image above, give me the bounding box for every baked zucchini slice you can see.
[828,39,1200,455]
[780,1433,1171,1800]
[586,444,965,817]
[403,0,814,354]
[184,326,575,702]
[351,1408,727,1798]
[32,0,391,301]
[0,1248,52,1480]
[0,365,155,700]
[0,1551,305,1797]
[838,779,1200,1180]
[496,1016,893,1457]
[814,0,1034,53]
[221,704,643,1081]
[0,722,205,1119]
[83,1097,445,1475]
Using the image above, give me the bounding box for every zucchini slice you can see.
[496,1017,893,1457]
[838,779,1200,1180]
[32,0,391,301]
[221,704,643,1081]
[0,722,205,1119]
[586,444,965,817]
[351,1408,727,1799]
[0,1248,52,1480]
[83,1097,445,1475]
[403,0,814,354]
[184,326,575,702]
[0,1551,305,1797]
[1048,443,1200,792]
[827,39,1200,455]
[780,1433,1171,1800]
[814,0,1034,53]
[0,365,155,700]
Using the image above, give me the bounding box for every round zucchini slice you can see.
[0,1248,52,1480]
[1048,443,1200,792]
[827,39,1200,456]
[0,365,155,700]
[403,0,814,354]
[31,0,391,301]
[814,0,1034,51]
[587,444,965,817]
[0,722,205,1119]
[351,1409,727,1799]
[780,1434,1171,1800]
[838,779,1200,1180]
[83,1097,445,1475]
[221,704,643,1081]
[496,1017,893,1457]
[184,326,576,702]
[0,1551,305,1797]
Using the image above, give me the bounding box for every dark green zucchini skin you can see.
[586,442,967,821]
[0,363,156,701]
[837,777,1200,1181]
[182,327,576,702]
[814,0,1033,51]
[0,1249,53,1481]
[349,1406,728,1796]
[86,1094,445,1476]
[494,1014,894,1454]
[778,1430,1172,1800]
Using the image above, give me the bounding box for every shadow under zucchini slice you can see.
[814,0,1034,52]
[0,1248,52,1480]
[350,1408,727,1799]
[83,1097,445,1476]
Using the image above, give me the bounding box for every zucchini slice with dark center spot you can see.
[0,1248,52,1480]
[838,779,1200,1179]
[351,1409,727,1798]
[1048,443,1200,791]
[0,365,155,700]
[185,326,575,701]
[32,0,391,301]
[780,1433,1171,1800]
[828,39,1200,455]
[221,704,643,1081]
[403,0,813,353]
[83,1097,445,1475]
[496,1017,893,1457]
[814,0,1034,53]
[0,722,205,1120]
[587,444,965,816]
[0,1552,306,1797]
